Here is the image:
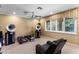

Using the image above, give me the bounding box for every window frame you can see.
[45,17,77,35]
[45,20,51,31]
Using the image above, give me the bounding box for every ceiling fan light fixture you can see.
[24,11,28,14]
[12,12,16,15]
[49,12,53,15]
[37,6,43,10]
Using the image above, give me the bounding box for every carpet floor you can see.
[1,36,79,54]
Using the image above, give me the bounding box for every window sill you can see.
[45,30,77,35]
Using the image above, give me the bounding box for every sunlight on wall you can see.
[40,18,45,24]
[33,19,39,27]
[7,15,20,24]
[33,19,39,24]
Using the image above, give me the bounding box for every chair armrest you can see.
[36,44,46,54]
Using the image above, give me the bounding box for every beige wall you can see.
[40,8,79,45]
[0,15,39,38]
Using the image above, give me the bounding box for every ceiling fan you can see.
[23,6,43,19]
[23,11,43,19]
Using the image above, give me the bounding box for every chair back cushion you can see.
[53,39,67,53]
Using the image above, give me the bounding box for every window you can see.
[45,20,50,31]
[45,18,77,34]
[51,20,56,31]
[57,19,63,31]
[65,18,75,32]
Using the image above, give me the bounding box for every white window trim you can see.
[45,20,51,31]
[45,18,77,35]
[63,17,77,34]
[50,20,57,31]
[73,19,77,34]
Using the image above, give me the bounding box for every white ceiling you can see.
[0,4,79,18]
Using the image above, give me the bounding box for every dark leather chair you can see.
[36,43,50,54]
[36,39,67,54]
